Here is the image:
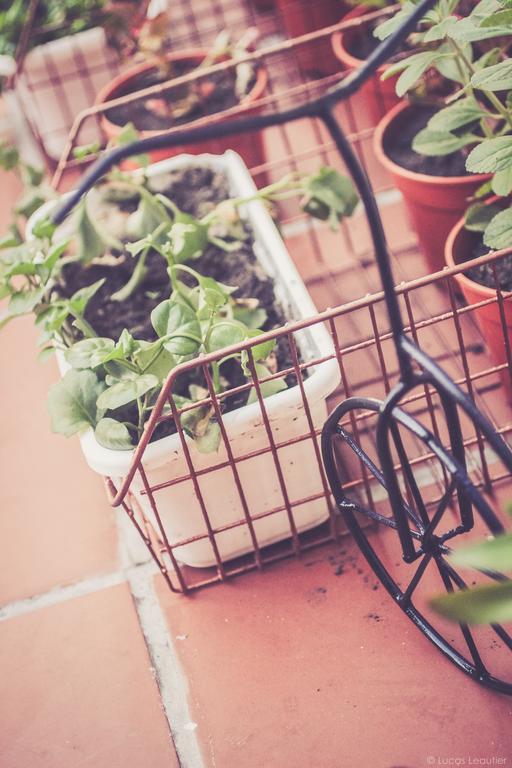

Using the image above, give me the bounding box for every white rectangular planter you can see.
[32,151,340,567]
[15,27,122,161]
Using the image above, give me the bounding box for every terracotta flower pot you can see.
[96,49,268,170]
[276,0,348,76]
[331,5,401,128]
[445,212,512,398]
[374,101,491,273]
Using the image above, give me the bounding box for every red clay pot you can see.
[331,5,401,127]
[445,211,512,397]
[96,49,268,170]
[374,101,491,274]
[276,0,348,76]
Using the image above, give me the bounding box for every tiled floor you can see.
[2,5,512,766]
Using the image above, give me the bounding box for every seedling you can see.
[0,162,358,452]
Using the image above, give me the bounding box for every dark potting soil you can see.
[104,60,252,132]
[57,165,300,441]
[462,232,512,292]
[384,104,471,177]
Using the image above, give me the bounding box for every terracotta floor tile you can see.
[0,316,117,604]
[156,540,512,768]
[0,584,179,768]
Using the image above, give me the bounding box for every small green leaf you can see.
[301,167,358,230]
[118,328,136,356]
[480,8,512,26]
[492,167,512,197]
[422,15,457,42]
[65,337,115,369]
[48,369,105,437]
[208,319,247,352]
[168,216,209,263]
[412,129,476,157]
[232,305,267,329]
[115,122,150,167]
[75,197,123,263]
[126,191,170,240]
[72,142,101,160]
[134,341,176,382]
[483,207,512,249]
[466,136,512,173]
[435,41,473,85]
[38,346,55,363]
[194,420,221,453]
[383,51,441,97]
[8,287,45,315]
[471,59,512,91]
[448,532,512,572]
[36,240,69,283]
[32,216,57,240]
[373,2,416,41]
[474,180,493,198]
[197,275,237,310]
[465,202,502,232]
[15,191,47,220]
[68,278,105,316]
[151,299,202,356]
[428,99,486,132]
[431,580,512,624]
[247,363,288,404]
[96,374,159,411]
[95,418,134,450]
[449,16,512,41]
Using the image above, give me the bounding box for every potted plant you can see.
[275,0,349,77]
[96,9,268,172]
[2,0,139,162]
[445,195,512,397]
[373,0,512,272]
[331,1,402,128]
[1,149,358,567]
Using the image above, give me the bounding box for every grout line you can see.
[126,563,206,768]
[0,569,127,621]
[116,510,205,768]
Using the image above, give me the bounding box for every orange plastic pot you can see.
[445,211,512,398]
[331,5,401,127]
[96,49,268,170]
[374,101,491,273]
[276,0,348,76]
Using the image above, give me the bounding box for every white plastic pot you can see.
[15,27,122,161]
[31,151,340,567]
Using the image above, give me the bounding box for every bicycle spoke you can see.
[435,556,488,677]
[401,553,432,608]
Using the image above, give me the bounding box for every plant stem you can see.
[111,245,150,302]
[449,38,512,131]
[70,312,96,339]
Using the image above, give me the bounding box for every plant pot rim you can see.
[331,5,386,73]
[374,101,491,187]
[445,207,502,299]
[95,47,268,138]
[27,151,339,478]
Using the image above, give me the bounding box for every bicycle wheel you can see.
[321,396,512,695]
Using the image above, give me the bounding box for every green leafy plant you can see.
[376,0,512,250]
[0,0,138,59]
[0,140,52,248]
[0,163,358,453]
[431,528,512,624]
